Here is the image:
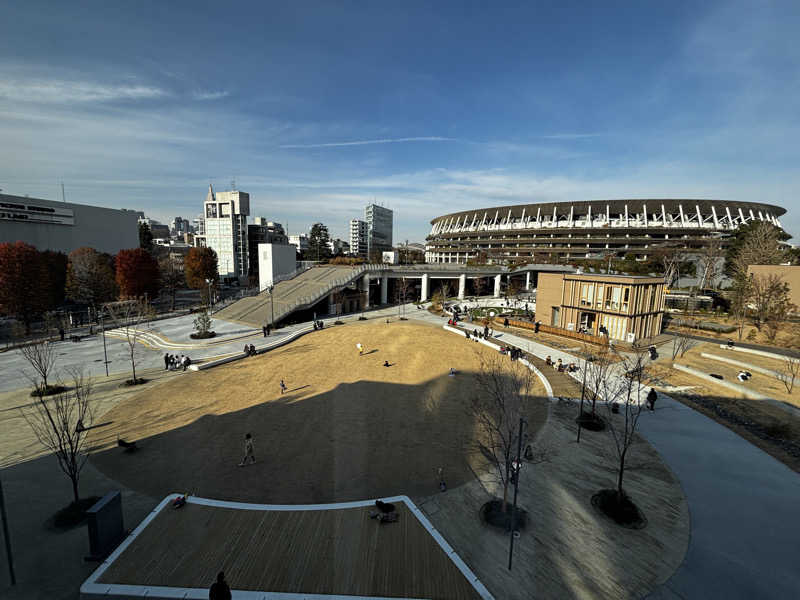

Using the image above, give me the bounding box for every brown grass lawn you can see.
[88,321,548,504]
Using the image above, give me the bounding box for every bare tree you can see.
[20,368,94,503]
[106,298,155,385]
[395,277,411,318]
[731,222,789,279]
[696,240,724,290]
[671,328,698,359]
[596,349,652,505]
[19,338,59,396]
[750,273,793,333]
[469,352,549,512]
[776,356,800,394]
[439,280,452,300]
[730,276,752,341]
[651,243,688,288]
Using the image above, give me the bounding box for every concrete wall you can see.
[536,272,565,327]
[0,193,139,254]
[258,243,297,291]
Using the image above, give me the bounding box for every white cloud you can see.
[0,78,168,103]
[192,90,230,101]
[280,136,455,149]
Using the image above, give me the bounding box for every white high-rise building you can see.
[349,219,367,257]
[202,184,250,281]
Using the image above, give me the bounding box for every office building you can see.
[349,219,367,257]
[0,192,139,254]
[536,271,666,342]
[365,204,393,256]
[171,217,191,236]
[193,215,205,235]
[202,184,250,281]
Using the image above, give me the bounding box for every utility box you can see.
[86,491,125,561]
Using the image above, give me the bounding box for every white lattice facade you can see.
[425,199,785,264]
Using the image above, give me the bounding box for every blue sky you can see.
[1,0,798,243]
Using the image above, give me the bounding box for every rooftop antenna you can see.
[61,182,66,203]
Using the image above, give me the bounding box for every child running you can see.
[280,379,287,395]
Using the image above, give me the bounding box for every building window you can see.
[611,286,622,310]
[623,287,630,312]
[206,204,217,218]
[580,283,594,306]
[596,284,604,308]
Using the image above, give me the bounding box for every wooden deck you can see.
[92,497,484,599]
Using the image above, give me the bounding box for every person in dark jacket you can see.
[209,571,231,600]
[647,388,658,411]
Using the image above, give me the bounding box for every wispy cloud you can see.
[280,136,456,149]
[538,133,602,140]
[192,90,230,101]
[0,78,168,103]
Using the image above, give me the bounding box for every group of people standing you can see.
[164,353,191,371]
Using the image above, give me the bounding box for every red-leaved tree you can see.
[115,248,160,299]
[185,247,219,290]
[0,242,47,333]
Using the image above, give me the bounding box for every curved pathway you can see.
[414,312,800,599]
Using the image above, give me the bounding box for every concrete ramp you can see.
[215,265,378,326]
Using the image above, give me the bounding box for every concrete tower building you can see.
[202,184,250,281]
[365,204,393,257]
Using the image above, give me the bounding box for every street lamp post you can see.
[99,310,109,377]
[508,417,526,571]
[268,285,275,327]
[0,474,15,585]
[205,279,213,309]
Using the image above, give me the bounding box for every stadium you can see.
[425,199,787,264]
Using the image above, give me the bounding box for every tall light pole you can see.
[205,279,213,309]
[0,474,15,585]
[99,310,109,377]
[508,417,526,571]
[268,285,275,327]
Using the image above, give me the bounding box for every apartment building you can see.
[349,219,367,257]
[536,272,666,342]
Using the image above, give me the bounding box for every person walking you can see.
[238,433,255,466]
[262,325,267,337]
[266,323,272,336]
[164,353,170,370]
[357,343,364,356]
[209,571,231,600]
[647,388,658,411]
[280,379,287,394]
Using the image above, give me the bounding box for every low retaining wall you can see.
[700,352,781,378]
[673,363,770,400]
[442,324,555,400]
[718,344,795,363]
[189,324,314,371]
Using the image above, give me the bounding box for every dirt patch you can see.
[87,321,549,504]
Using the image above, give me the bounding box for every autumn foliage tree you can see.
[185,247,219,290]
[65,247,116,313]
[0,242,48,333]
[115,248,160,299]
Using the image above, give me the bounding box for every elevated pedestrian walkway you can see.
[215,265,382,326]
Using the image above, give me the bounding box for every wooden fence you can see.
[493,317,609,346]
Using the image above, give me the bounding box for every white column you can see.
[421,274,429,302]
[328,292,335,314]
[525,272,531,290]
[493,274,502,298]
[458,274,466,299]
[380,275,388,304]
[362,274,370,309]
